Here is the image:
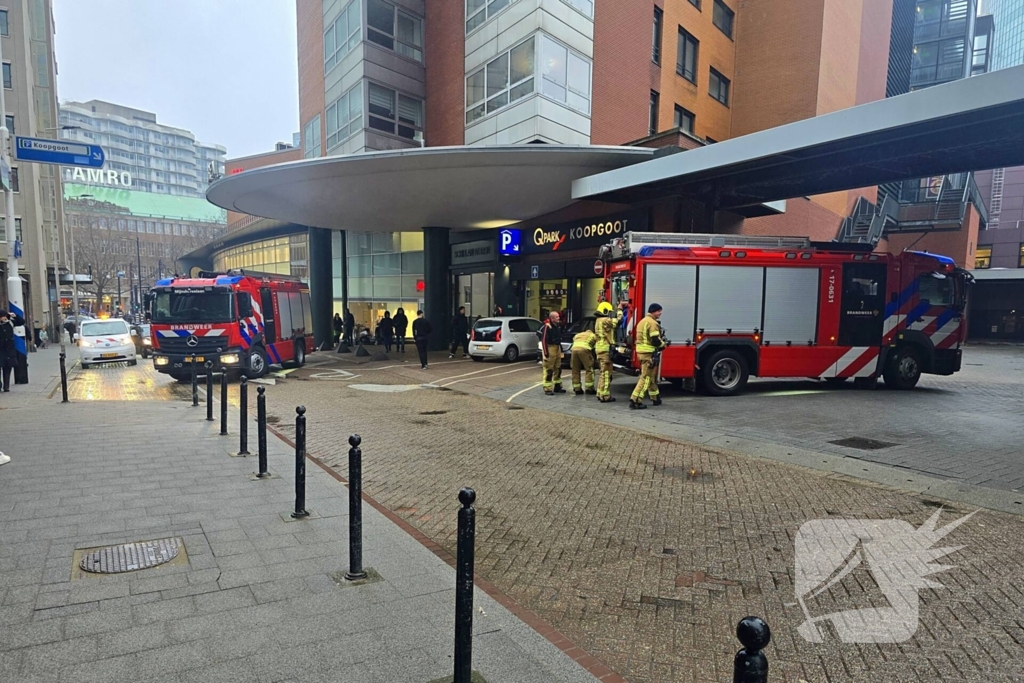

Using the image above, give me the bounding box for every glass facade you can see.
[214,235,309,279]
[336,230,424,333]
[979,0,1024,70]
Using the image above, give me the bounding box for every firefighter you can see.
[594,301,624,402]
[540,311,565,396]
[570,327,598,395]
[630,303,665,409]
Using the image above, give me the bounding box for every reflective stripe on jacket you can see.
[594,311,621,352]
[571,330,597,351]
[635,315,663,354]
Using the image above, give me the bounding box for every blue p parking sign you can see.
[498,228,521,256]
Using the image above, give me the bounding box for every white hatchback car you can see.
[468,316,544,363]
[79,318,137,368]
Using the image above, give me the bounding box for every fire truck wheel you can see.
[701,349,749,397]
[883,346,922,390]
[245,346,269,379]
[287,342,306,368]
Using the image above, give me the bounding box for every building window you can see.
[367,0,423,62]
[8,166,17,193]
[0,10,7,36]
[975,245,991,269]
[539,34,591,114]
[561,0,593,18]
[652,7,663,64]
[673,105,695,134]
[326,82,363,149]
[5,115,13,136]
[2,63,10,90]
[709,67,730,105]
[1019,244,1024,268]
[324,0,361,73]
[712,0,734,38]
[0,217,22,243]
[677,28,698,83]
[911,37,967,86]
[466,36,535,123]
[367,82,422,140]
[303,115,322,158]
[467,0,518,34]
[688,0,700,8]
[649,90,659,135]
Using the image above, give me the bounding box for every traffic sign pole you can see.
[0,36,27,383]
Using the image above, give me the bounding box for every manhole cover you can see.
[79,538,180,574]
[830,437,898,451]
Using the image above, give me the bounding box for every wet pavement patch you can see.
[830,437,898,451]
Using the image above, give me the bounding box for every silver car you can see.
[468,316,544,362]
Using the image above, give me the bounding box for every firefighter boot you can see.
[574,388,584,396]
[651,397,662,406]
[629,399,647,410]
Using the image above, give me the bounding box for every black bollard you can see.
[220,370,228,435]
[291,406,309,518]
[256,386,269,478]
[205,361,214,421]
[733,617,771,683]
[191,357,198,407]
[238,376,250,455]
[344,435,366,580]
[454,487,476,683]
[59,352,68,403]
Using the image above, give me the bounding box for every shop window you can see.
[1020,244,1024,268]
[975,245,991,269]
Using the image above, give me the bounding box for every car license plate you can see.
[185,356,205,363]
[476,345,491,350]
[101,353,118,358]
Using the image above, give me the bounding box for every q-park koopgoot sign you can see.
[14,136,105,169]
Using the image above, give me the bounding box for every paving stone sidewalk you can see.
[0,353,598,683]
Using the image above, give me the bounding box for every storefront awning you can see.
[206,145,655,233]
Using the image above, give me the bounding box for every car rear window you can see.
[81,321,129,336]
[473,319,501,342]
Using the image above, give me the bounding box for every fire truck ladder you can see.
[624,232,812,254]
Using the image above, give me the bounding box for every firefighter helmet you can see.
[597,301,613,315]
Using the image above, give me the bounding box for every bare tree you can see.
[74,219,128,312]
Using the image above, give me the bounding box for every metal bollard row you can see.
[205,361,214,421]
[238,377,250,456]
[256,386,269,477]
[291,406,309,518]
[733,616,771,683]
[220,371,228,436]
[59,352,68,403]
[345,435,366,581]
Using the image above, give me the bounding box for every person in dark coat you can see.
[379,311,395,352]
[393,308,408,353]
[343,309,355,344]
[412,310,432,370]
[0,309,25,392]
[449,306,469,359]
[332,313,343,345]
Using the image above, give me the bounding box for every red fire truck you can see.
[147,270,314,380]
[600,233,970,396]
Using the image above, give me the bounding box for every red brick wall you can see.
[720,198,844,242]
[883,204,981,268]
[297,0,325,156]
[592,0,652,145]
[424,0,465,146]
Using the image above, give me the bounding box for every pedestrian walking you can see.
[570,328,598,395]
[630,303,666,409]
[0,309,25,393]
[64,318,77,343]
[379,311,395,352]
[540,311,565,395]
[344,308,355,344]
[333,312,343,345]
[449,306,469,359]
[412,310,432,369]
[493,305,503,316]
[594,301,624,403]
[393,307,408,353]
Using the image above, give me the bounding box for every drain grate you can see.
[80,538,180,574]
[830,437,898,451]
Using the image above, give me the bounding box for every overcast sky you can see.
[52,0,299,159]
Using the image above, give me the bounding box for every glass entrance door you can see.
[454,272,494,324]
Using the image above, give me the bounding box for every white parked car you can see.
[78,318,137,368]
[469,316,544,363]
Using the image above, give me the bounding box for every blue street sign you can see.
[498,228,521,256]
[13,136,105,168]
[530,265,539,279]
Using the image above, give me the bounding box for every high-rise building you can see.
[59,100,226,197]
[0,0,64,340]
[979,0,1024,68]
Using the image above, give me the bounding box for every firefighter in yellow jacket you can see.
[570,328,598,395]
[630,303,665,410]
[594,301,624,403]
[540,311,565,395]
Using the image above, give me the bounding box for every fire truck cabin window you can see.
[919,273,952,306]
[153,291,235,323]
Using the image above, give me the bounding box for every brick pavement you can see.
[0,351,598,683]
[261,352,1024,683]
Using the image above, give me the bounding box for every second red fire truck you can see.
[601,233,970,396]
[147,270,314,380]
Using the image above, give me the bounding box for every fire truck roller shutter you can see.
[762,267,820,345]
[696,266,764,334]
[643,265,697,343]
[276,292,293,339]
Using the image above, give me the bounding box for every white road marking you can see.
[439,364,536,387]
[428,365,514,386]
[506,382,543,402]
[348,384,424,393]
